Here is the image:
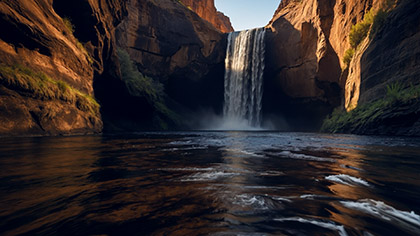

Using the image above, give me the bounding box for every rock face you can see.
[264,0,385,130]
[178,0,234,33]
[0,0,227,135]
[115,0,226,116]
[0,0,127,135]
[359,0,420,104]
[323,0,420,136]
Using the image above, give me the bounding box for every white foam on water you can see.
[271,196,293,203]
[158,167,214,172]
[222,148,265,158]
[274,217,348,236]
[298,194,344,201]
[181,171,240,182]
[325,174,370,187]
[168,140,193,145]
[162,146,208,152]
[233,194,268,210]
[340,199,420,232]
[300,194,318,199]
[276,151,336,162]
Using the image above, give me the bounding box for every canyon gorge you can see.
[0,0,419,136]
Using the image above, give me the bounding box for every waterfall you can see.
[223,28,266,129]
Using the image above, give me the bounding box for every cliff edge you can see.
[179,0,234,33]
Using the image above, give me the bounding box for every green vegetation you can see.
[343,48,354,67]
[0,63,99,115]
[370,9,388,39]
[117,48,180,128]
[349,10,375,49]
[63,17,75,34]
[62,17,93,65]
[321,82,420,133]
[117,48,164,102]
[343,2,394,67]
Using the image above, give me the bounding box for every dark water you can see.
[1,132,420,236]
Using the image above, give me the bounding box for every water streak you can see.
[223,28,266,129]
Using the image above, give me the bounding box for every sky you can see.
[215,0,281,31]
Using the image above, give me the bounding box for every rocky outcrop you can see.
[115,0,226,116]
[263,0,386,130]
[0,0,129,136]
[359,0,420,104]
[322,0,420,136]
[0,0,227,135]
[179,0,234,33]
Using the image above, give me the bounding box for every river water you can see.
[0,132,420,235]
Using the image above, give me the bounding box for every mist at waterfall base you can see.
[198,28,272,131]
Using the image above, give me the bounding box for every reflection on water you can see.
[1,132,420,235]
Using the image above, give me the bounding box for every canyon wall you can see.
[0,0,227,135]
[114,0,226,130]
[178,0,234,33]
[324,0,420,135]
[1,0,419,136]
[263,0,385,130]
[359,0,420,104]
[265,0,420,135]
[0,0,127,136]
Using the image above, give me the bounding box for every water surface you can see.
[1,132,420,235]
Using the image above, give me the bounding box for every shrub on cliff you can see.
[345,7,390,67]
[343,48,355,67]
[370,9,388,39]
[117,48,181,128]
[349,22,370,48]
[117,49,164,102]
[63,17,75,34]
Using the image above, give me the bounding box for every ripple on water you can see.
[274,217,348,236]
[325,174,371,187]
[340,199,420,234]
[232,194,269,210]
[181,171,241,182]
[272,151,336,162]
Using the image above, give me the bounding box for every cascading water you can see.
[223,28,266,130]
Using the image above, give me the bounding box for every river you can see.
[0,132,420,235]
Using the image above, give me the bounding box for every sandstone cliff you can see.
[264,0,386,130]
[178,0,234,33]
[0,0,127,136]
[322,0,420,136]
[0,0,227,135]
[115,0,226,118]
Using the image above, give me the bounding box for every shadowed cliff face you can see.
[0,0,227,135]
[116,0,226,115]
[263,0,387,131]
[0,0,127,135]
[325,0,420,136]
[360,0,420,104]
[264,0,342,130]
[178,0,234,33]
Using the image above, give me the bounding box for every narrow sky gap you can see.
[215,0,281,31]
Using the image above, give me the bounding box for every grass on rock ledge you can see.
[0,63,100,115]
[321,82,420,134]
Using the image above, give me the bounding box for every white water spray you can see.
[222,28,266,130]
